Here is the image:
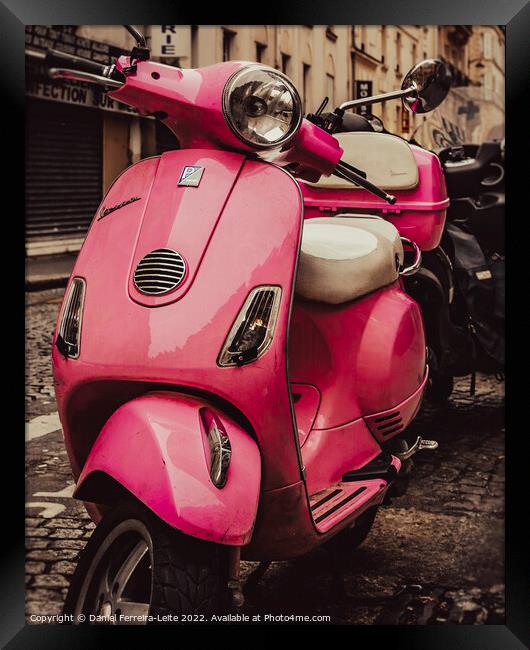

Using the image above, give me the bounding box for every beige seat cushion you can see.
[296,215,403,304]
[304,132,419,191]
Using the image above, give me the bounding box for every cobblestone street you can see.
[25,288,505,625]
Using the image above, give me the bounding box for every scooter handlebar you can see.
[45,49,109,76]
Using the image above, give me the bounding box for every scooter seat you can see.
[296,215,404,304]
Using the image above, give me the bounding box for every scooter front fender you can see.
[74,391,261,546]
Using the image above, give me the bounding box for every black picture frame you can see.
[8,0,524,645]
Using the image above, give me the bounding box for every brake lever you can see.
[49,67,123,89]
[334,159,396,204]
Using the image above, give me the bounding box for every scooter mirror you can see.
[401,59,452,114]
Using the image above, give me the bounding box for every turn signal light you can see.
[55,277,86,359]
[217,285,282,367]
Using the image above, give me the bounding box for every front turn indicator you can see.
[55,277,86,359]
[217,285,282,367]
[200,409,232,489]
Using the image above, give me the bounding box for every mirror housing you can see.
[401,59,452,114]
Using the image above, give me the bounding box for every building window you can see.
[381,26,387,65]
[191,25,199,68]
[256,42,267,63]
[326,26,338,42]
[326,73,335,107]
[484,73,492,100]
[395,31,401,73]
[222,29,236,62]
[281,53,291,76]
[303,63,311,113]
[483,31,493,59]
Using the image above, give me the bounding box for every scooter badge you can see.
[98,196,141,220]
[178,165,204,187]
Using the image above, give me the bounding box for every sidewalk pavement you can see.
[25,254,77,291]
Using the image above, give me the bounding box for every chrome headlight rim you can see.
[222,64,303,150]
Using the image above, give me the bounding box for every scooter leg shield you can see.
[74,391,261,546]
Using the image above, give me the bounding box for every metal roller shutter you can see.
[25,99,103,256]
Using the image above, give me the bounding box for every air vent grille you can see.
[133,248,186,295]
[373,411,403,436]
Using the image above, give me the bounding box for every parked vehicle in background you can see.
[321,82,504,403]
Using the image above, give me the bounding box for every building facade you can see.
[25,24,504,257]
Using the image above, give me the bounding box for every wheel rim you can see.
[73,518,153,625]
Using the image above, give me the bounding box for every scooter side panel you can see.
[289,284,427,430]
[53,155,304,493]
[74,392,261,546]
[300,417,382,496]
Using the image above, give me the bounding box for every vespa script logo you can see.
[98,196,141,220]
[178,166,204,187]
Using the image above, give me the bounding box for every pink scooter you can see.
[49,27,438,621]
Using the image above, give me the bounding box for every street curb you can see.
[25,274,69,292]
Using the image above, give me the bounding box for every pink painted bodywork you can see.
[52,151,304,497]
[75,392,260,545]
[290,383,321,447]
[301,417,383,495]
[364,371,428,443]
[301,145,449,250]
[51,56,430,556]
[289,284,427,430]
[311,454,401,533]
[109,58,342,180]
[311,479,388,533]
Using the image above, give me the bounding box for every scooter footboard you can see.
[74,391,261,546]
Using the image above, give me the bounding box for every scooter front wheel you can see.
[63,499,226,624]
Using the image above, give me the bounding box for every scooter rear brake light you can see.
[56,277,86,359]
[217,286,282,367]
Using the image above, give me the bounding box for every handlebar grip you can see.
[45,49,108,76]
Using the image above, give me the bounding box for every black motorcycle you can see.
[410,138,505,401]
[330,110,505,402]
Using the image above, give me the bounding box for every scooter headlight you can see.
[222,66,302,149]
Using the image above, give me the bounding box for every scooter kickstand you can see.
[244,561,272,594]
[227,546,245,608]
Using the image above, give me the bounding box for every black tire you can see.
[326,507,378,555]
[64,499,226,624]
[428,372,454,404]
